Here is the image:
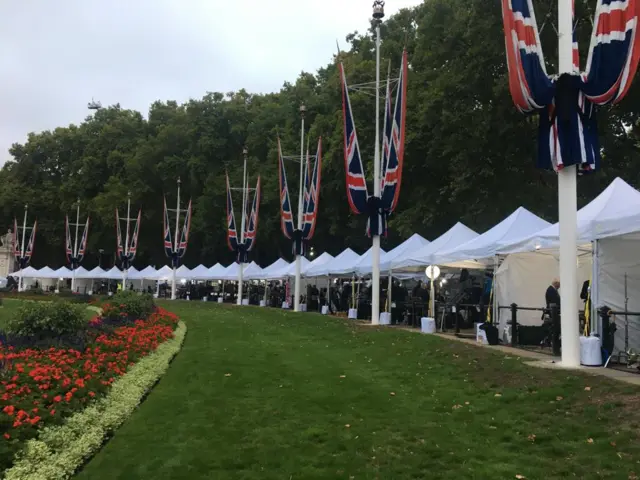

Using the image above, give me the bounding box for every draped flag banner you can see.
[301,138,322,240]
[226,173,261,263]
[278,139,296,240]
[65,216,89,269]
[226,173,239,252]
[277,136,322,255]
[116,209,141,269]
[340,49,407,236]
[14,219,37,269]
[163,196,191,267]
[501,0,640,171]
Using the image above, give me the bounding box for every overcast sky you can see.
[0,0,422,164]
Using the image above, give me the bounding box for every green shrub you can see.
[105,291,155,321]
[5,301,87,338]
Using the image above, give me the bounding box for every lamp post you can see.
[370,0,385,326]
[294,104,306,312]
[425,265,440,319]
[237,146,248,306]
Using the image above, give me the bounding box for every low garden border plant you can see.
[0,293,184,475]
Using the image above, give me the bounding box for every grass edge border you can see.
[2,320,187,480]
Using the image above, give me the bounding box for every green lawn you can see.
[78,302,640,479]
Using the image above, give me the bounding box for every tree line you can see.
[1,0,638,270]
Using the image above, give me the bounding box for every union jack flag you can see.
[116,209,124,260]
[381,49,407,216]
[77,217,89,263]
[162,197,173,258]
[20,220,37,269]
[243,176,261,252]
[116,209,141,267]
[177,200,191,258]
[277,138,296,239]
[502,0,640,171]
[226,173,239,252]
[301,137,322,240]
[341,50,408,237]
[128,210,141,259]
[13,219,38,268]
[12,219,19,258]
[65,215,73,263]
[340,62,368,215]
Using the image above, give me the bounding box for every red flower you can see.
[3,405,14,416]
[53,395,62,403]
[3,433,10,440]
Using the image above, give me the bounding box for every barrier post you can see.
[510,303,518,347]
[551,303,561,356]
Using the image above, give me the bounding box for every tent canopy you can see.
[303,252,334,276]
[207,263,227,280]
[243,262,263,280]
[395,223,479,270]
[499,178,640,254]
[189,264,210,280]
[379,233,430,273]
[437,207,551,265]
[255,258,290,280]
[354,246,387,276]
[306,248,360,277]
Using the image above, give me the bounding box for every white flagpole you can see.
[123,191,131,292]
[294,105,306,313]
[18,205,27,292]
[171,178,181,300]
[237,147,248,305]
[558,0,580,366]
[371,3,384,326]
[71,199,80,293]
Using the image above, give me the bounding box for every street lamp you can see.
[425,265,441,318]
[98,249,104,268]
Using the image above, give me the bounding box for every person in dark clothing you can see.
[545,278,561,309]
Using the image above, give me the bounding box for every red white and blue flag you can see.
[77,217,89,264]
[226,173,239,252]
[243,177,261,253]
[116,209,140,267]
[302,138,322,240]
[340,62,368,216]
[502,0,640,171]
[341,50,407,237]
[23,220,36,267]
[65,215,88,269]
[277,138,296,239]
[177,200,191,258]
[65,215,73,263]
[162,197,174,259]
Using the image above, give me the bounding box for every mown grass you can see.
[79,302,640,479]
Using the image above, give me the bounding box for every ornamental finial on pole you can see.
[372,0,385,22]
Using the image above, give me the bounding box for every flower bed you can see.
[0,306,181,472]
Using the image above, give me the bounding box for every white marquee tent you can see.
[379,233,430,273]
[437,208,551,267]
[353,247,387,276]
[395,222,479,271]
[303,252,334,276]
[305,248,360,277]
